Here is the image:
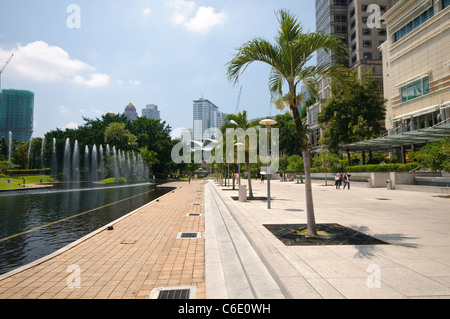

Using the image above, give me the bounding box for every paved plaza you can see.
[0,178,449,299]
[206,178,450,299]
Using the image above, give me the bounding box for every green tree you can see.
[0,137,8,161]
[12,143,28,169]
[318,68,386,153]
[287,154,304,173]
[131,117,175,175]
[223,111,260,199]
[274,113,301,156]
[410,138,450,172]
[226,9,349,235]
[104,123,137,151]
[278,156,290,181]
[313,150,340,185]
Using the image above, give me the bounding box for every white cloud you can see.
[129,79,142,86]
[59,105,71,115]
[0,41,110,87]
[143,8,151,16]
[185,6,226,34]
[73,73,111,88]
[166,0,225,34]
[61,122,79,130]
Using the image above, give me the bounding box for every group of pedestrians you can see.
[335,172,351,190]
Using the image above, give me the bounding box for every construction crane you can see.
[235,85,243,114]
[0,54,14,93]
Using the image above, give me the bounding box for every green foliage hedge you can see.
[311,162,420,173]
[7,169,51,176]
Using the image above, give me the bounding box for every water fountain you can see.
[112,146,119,178]
[72,140,80,182]
[8,131,12,162]
[84,145,90,182]
[99,145,105,181]
[40,137,45,170]
[63,138,71,182]
[51,138,57,178]
[27,137,33,167]
[91,144,98,182]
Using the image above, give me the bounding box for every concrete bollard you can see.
[239,185,247,202]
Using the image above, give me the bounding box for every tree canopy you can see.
[318,68,386,153]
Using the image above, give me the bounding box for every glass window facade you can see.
[394,6,434,43]
[401,77,430,102]
[444,0,450,9]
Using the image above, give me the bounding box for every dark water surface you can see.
[0,183,174,276]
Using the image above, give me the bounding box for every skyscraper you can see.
[193,98,226,141]
[0,89,34,143]
[142,104,161,120]
[309,0,398,152]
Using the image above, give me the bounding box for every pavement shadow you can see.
[347,224,420,259]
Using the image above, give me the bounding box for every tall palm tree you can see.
[226,9,349,236]
[222,111,260,199]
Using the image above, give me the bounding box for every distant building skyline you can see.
[0,89,34,143]
[123,103,138,122]
[193,98,226,141]
[142,104,161,121]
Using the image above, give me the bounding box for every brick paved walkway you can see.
[0,181,205,299]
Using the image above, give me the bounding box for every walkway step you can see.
[205,182,284,299]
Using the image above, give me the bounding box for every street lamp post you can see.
[259,119,277,209]
[235,142,245,201]
[234,142,244,188]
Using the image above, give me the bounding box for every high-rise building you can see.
[123,103,138,122]
[193,98,226,141]
[339,0,449,163]
[0,89,34,143]
[309,0,398,152]
[142,104,161,120]
[380,0,450,161]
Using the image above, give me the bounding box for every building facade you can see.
[309,0,397,152]
[340,0,449,163]
[0,89,34,143]
[379,0,450,159]
[142,104,161,120]
[123,103,138,122]
[382,0,449,133]
[193,98,226,141]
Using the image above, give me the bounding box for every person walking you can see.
[335,173,341,189]
[343,172,351,190]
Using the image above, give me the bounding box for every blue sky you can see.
[0,0,316,138]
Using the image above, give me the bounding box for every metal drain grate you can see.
[159,289,190,299]
[149,286,196,299]
[176,232,202,239]
[191,203,203,206]
[186,213,202,217]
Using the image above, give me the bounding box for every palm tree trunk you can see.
[245,151,253,198]
[292,106,318,236]
[246,161,253,199]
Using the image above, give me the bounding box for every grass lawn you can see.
[0,181,22,190]
[0,175,54,185]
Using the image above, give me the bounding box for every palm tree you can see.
[226,9,349,236]
[223,111,260,199]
